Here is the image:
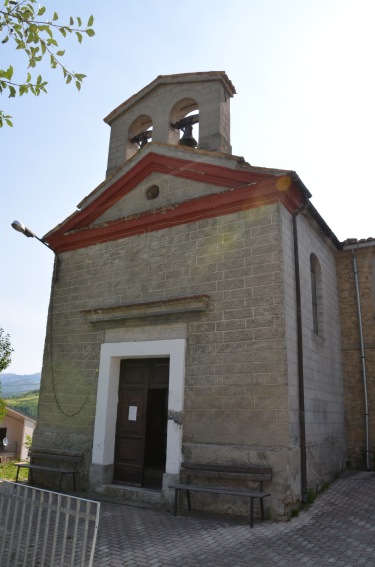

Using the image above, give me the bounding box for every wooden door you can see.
[113,359,169,486]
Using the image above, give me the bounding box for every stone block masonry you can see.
[35,202,288,492]
[336,244,375,468]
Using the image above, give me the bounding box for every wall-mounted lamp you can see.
[11,220,54,252]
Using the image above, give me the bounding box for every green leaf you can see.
[0,6,92,125]
[40,25,53,38]
[0,66,13,80]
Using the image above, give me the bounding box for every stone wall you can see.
[336,244,375,468]
[282,207,346,489]
[34,194,348,513]
[34,202,290,499]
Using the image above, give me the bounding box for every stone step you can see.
[93,483,164,508]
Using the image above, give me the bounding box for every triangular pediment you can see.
[45,145,304,253]
[89,170,242,228]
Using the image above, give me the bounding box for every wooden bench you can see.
[169,462,272,528]
[15,448,83,492]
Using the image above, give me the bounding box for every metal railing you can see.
[0,481,100,567]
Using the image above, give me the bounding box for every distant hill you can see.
[5,390,39,419]
[0,373,41,397]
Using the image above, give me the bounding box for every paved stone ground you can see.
[92,471,375,567]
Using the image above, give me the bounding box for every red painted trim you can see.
[58,153,275,233]
[47,175,304,253]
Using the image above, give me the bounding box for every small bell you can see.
[179,122,197,148]
[172,114,199,148]
[130,129,152,148]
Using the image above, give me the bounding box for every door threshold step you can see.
[94,483,164,507]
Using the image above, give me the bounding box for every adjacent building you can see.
[336,240,375,470]
[0,406,36,462]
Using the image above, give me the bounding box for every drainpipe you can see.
[292,210,308,505]
[351,249,370,470]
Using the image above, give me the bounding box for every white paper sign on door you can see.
[128,406,137,421]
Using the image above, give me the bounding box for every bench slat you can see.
[170,483,270,498]
[182,462,272,475]
[15,464,76,474]
[29,452,82,464]
[183,470,272,482]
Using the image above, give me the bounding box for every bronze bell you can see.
[172,114,199,148]
[130,129,152,148]
[179,122,198,148]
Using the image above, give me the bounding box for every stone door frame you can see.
[90,339,186,485]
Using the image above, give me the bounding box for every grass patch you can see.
[290,507,300,518]
[306,488,317,506]
[0,461,28,482]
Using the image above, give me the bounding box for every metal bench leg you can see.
[249,497,254,528]
[72,472,77,492]
[174,488,179,516]
[187,475,192,512]
[15,467,20,483]
[187,489,192,511]
[260,497,265,521]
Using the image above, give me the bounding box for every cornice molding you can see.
[81,295,210,326]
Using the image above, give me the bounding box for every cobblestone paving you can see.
[93,472,375,567]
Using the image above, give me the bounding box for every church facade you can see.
[32,72,372,519]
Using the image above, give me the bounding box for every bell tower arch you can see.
[104,72,236,177]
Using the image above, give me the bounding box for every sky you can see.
[1,0,374,375]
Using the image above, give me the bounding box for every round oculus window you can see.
[145,185,160,200]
